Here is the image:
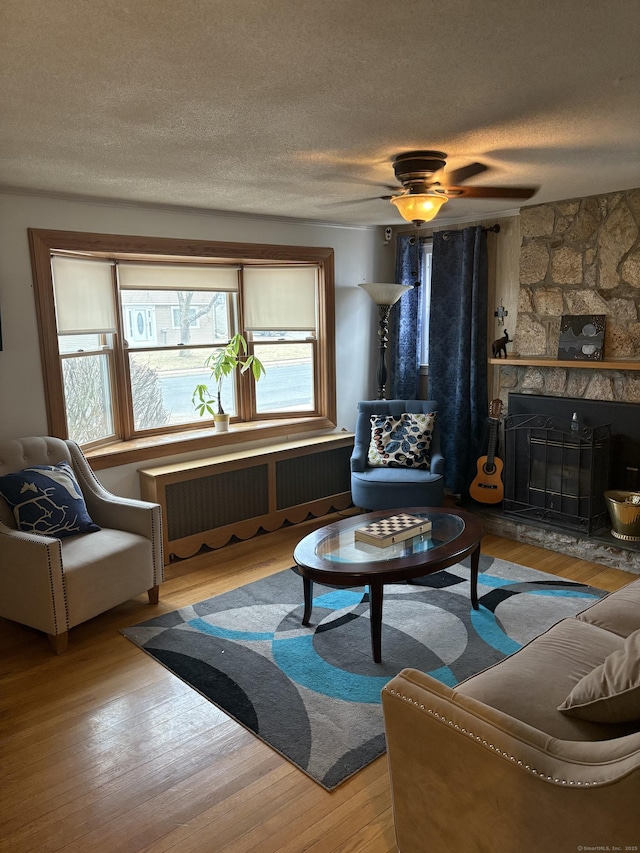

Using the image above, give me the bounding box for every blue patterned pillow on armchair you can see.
[0,460,100,538]
[368,412,435,469]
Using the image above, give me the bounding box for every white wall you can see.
[0,191,394,495]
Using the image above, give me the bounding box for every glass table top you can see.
[315,511,466,565]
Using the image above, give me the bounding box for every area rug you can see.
[122,556,604,790]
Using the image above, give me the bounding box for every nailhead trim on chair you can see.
[45,538,70,634]
[151,509,163,585]
[384,686,601,788]
[45,544,60,636]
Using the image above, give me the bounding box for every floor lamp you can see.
[358,282,412,399]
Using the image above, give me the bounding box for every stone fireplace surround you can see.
[484,186,640,574]
[495,186,640,405]
[475,498,640,576]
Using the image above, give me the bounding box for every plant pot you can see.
[214,413,230,432]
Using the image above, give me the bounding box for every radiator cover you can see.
[139,434,354,562]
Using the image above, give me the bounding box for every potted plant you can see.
[192,333,265,432]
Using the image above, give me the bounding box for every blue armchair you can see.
[350,400,445,511]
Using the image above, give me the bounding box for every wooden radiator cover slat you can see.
[139,434,354,563]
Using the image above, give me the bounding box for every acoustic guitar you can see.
[470,399,504,504]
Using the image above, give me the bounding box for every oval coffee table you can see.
[293,506,484,663]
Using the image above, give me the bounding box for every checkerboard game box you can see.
[354,513,432,548]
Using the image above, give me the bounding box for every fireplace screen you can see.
[503,414,610,533]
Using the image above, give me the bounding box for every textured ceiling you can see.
[1,0,639,226]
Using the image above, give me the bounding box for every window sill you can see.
[86,416,337,470]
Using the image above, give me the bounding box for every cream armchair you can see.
[0,436,163,653]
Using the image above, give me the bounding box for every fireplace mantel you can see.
[490,357,640,371]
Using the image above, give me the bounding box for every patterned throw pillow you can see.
[368,412,436,469]
[0,460,100,539]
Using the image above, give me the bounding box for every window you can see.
[170,305,199,330]
[419,239,433,366]
[29,230,336,459]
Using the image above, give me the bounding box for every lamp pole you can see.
[376,303,392,399]
[358,282,413,400]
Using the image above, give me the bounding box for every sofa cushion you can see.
[368,412,435,469]
[456,617,638,740]
[0,461,100,539]
[558,628,640,723]
[576,578,640,639]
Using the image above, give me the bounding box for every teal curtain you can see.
[428,226,489,496]
[389,233,423,399]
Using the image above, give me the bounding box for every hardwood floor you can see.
[0,511,634,853]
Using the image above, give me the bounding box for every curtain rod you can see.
[439,223,501,240]
[410,224,500,245]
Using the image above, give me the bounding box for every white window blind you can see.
[243,267,317,331]
[118,263,239,291]
[51,256,117,334]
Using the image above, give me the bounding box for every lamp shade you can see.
[390,193,448,225]
[358,282,412,306]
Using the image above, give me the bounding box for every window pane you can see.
[420,248,433,365]
[254,342,314,413]
[253,330,313,342]
[62,354,114,444]
[128,348,236,429]
[59,333,112,355]
[120,290,232,349]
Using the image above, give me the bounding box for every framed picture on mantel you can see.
[557,314,605,361]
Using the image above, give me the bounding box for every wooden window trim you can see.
[28,229,337,468]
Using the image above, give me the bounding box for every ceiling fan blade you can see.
[442,162,489,185]
[438,185,538,199]
[319,195,387,207]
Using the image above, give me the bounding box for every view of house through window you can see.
[31,232,335,451]
[420,239,433,366]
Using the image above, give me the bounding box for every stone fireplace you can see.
[484,186,640,573]
[496,186,640,407]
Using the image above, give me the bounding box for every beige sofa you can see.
[0,436,163,652]
[382,577,640,853]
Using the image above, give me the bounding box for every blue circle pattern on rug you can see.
[187,571,601,701]
[122,557,604,791]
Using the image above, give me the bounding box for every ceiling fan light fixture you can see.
[390,192,448,225]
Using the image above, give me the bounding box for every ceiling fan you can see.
[382,150,538,225]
